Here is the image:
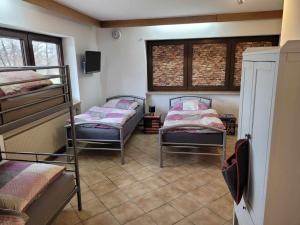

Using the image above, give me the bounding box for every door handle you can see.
[245,134,251,140]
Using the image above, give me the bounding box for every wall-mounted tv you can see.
[84,51,101,74]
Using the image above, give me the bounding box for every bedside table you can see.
[143,113,162,134]
[219,114,236,135]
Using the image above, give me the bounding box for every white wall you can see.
[97,19,282,117]
[280,0,300,45]
[0,0,104,111]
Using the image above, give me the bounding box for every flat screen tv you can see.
[84,51,101,74]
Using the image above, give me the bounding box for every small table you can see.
[219,114,237,135]
[143,113,162,134]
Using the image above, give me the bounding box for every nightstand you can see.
[219,114,237,135]
[143,113,161,134]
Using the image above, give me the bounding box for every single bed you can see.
[159,96,226,167]
[66,95,145,164]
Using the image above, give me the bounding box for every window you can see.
[0,28,63,74]
[147,36,279,92]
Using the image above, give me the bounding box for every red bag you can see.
[222,138,249,204]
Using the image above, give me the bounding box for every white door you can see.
[236,61,256,225]
[238,61,255,139]
[247,62,276,225]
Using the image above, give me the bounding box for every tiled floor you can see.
[53,131,236,225]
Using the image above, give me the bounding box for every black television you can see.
[84,51,101,74]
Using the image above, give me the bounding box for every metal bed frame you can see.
[66,95,145,164]
[0,66,82,222]
[159,96,226,167]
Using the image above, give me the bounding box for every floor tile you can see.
[95,160,117,171]
[110,202,144,224]
[124,215,156,225]
[99,189,129,209]
[170,194,203,216]
[76,198,106,221]
[52,208,81,225]
[187,208,226,225]
[174,218,194,225]
[120,160,144,172]
[129,167,154,181]
[56,132,237,225]
[208,194,233,221]
[148,204,184,225]
[133,192,166,212]
[70,190,97,208]
[141,175,168,190]
[111,174,137,188]
[102,166,128,179]
[152,184,184,202]
[120,182,153,198]
[90,180,118,197]
[83,211,120,225]
[189,186,220,205]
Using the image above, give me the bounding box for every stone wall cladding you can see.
[152,44,184,87]
[234,41,273,86]
[192,43,227,87]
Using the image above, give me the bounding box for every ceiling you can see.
[55,0,283,21]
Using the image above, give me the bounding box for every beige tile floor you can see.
[53,131,237,225]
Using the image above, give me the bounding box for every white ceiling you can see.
[55,0,283,21]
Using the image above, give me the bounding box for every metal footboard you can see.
[159,124,227,168]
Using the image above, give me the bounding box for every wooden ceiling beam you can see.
[22,1,282,29]
[101,10,283,28]
[23,0,101,27]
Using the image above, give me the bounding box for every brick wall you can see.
[192,43,227,87]
[152,44,184,87]
[234,41,273,86]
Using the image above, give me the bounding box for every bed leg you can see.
[121,148,125,165]
[160,146,163,168]
[221,131,227,167]
[77,188,82,211]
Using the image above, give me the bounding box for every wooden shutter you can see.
[232,40,274,89]
[189,40,230,90]
[147,41,187,91]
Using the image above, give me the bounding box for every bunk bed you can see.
[0,66,81,225]
[66,95,145,164]
[159,96,227,167]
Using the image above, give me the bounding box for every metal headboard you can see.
[106,95,146,113]
[169,96,212,109]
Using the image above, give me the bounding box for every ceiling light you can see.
[237,0,245,4]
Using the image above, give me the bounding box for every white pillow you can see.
[182,100,199,111]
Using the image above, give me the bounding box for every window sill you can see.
[146,91,240,96]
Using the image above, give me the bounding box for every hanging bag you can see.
[222,137,250,204]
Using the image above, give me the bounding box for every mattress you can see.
[25,172,75,225]
[0,85,65,125]
[67,104,144,141]
[162,129,224,146]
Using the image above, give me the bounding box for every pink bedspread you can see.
[0,70,53,97]
[72,106,136,128]
[0,161,64,212]
[163,109,225,132]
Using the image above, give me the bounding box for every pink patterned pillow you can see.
[0,209,28,225]
[171,100,209,111]
[103,99,138,110]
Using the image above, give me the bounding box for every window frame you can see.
[147,39,189,91]
[0,28,30,66]
[187,38,232,91]
[228,35,279,91]
[146,35,279,92]
[28,33,64,67]
[0,27,64,68]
